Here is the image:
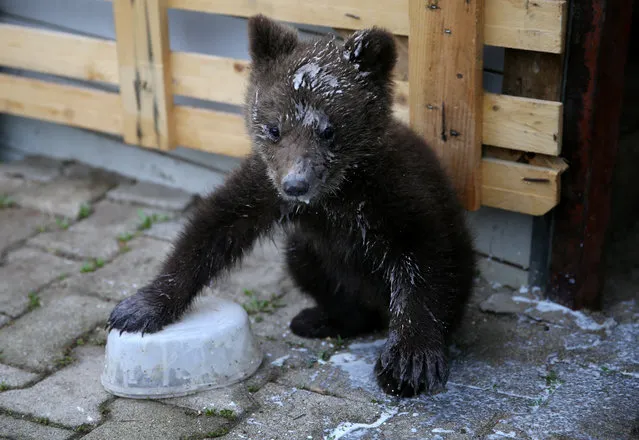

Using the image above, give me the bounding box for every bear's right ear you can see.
[248,15,298,66]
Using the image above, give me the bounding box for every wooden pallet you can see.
[0,0,569,215]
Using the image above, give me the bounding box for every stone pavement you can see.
[0,155,637,440]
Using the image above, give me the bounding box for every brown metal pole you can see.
[548,0,634,309]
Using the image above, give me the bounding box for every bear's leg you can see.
[286,231,386,338]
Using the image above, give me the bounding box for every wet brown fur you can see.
[107,15,476,397]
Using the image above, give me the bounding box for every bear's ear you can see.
[343,28,397,80]
[248,14,298,66]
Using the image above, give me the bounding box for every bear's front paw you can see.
[107,288,175,335]
[374,338,449,397]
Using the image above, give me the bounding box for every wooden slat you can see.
[485,0,567,53]
[171,52,250,106]
[0,74,565,214]
[408,0,484,210]
[105,0,566,53]
[174,106,251,157]
[0,24,120,84]
[482,146,568,215]
[483,93,563,155]
[0,73,122,135]
[0,25,564,156]
[113,0,175,150]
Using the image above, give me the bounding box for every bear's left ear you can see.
[343,28,397,80]
[248,14,299,67]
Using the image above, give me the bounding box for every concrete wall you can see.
[0,0,533,287]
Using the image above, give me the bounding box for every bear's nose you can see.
[282,176,310,197]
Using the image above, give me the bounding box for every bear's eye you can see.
[266,124,281,142]
[320,126,335,141]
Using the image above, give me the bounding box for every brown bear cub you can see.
[107,15,476,397]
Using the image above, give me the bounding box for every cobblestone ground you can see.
[0,156,637,440]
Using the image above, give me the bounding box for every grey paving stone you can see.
[11,164,122,219]
[0,174,33,196]
[82,399,232,440]
[230,382,381,439]
[61,237,172,302]
[0,207,53,256]
[0,155,64,183]
[0,346,110,428]
[0,363,39,388]
[0,291,111,371]
[0,248,79,318]
[479,292,617,332]
[27,201,174,261]
[70,200,172,235]
[163,381,257,419]
[208,235,290,300]
[503,362,639,439]
[0,414,74,440]
[143,219,186,242]
[0,314,9,327]
[107,181,195,211]
[27,228,123,261]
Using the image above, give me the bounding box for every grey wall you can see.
[0,0,533,287]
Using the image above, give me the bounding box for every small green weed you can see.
[34,417,50,425]
[544,370,563,388]
[58,272,69,281]
[78,203,92,220]
[35,224,48,233]
[218,409,236,420]
[55,217,70,230]
[247,384,260,393]
[80,258,105,273]
[137,209,170,231]
[117,232,134,242]
[0,195,16,209]
[54,356,74,368]
[0,382,9,391]
[74,424,91,433]
[242,290,285,315]
[27,292,41,310]
[333,335,346,349]
[319,350,331,361]
[203,408,235,420]
[76,338,85,346]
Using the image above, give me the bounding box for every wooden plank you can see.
[483,93,562,155]
[174,106,252,157]
[0,74,564,214]
[408,0,484,210]
[0,73,121,135]
[171,52,250,106]
[0,24,120,84]
[482,147,567,215]
[104,0,567,53]
[113,0,175,150]
[502,50,564,100]
[485,0,567,53]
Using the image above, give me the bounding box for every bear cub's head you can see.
[245,15,397,204]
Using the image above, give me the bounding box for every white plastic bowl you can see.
[101,296,262,399]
